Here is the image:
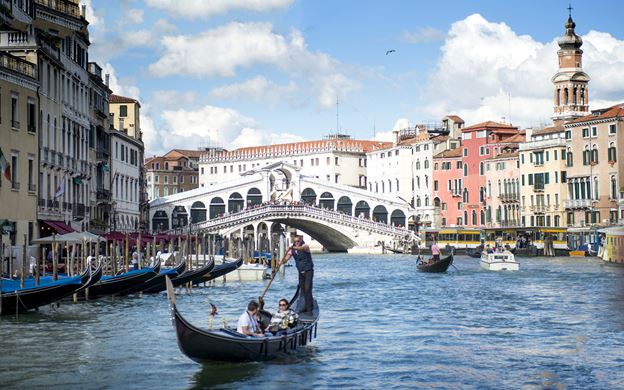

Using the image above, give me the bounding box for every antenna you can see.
[336,95,340,134]
[508,92,512,124]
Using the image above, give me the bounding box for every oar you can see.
[259,247,292,301]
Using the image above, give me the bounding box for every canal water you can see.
[1,254,624,389]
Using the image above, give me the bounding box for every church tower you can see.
[551,10,590,125]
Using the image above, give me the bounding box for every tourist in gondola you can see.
[431,240,441,262]
[283,234,314,315]
[268,298,298,335]
[236,300,265,337]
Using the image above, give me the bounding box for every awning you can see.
[41,220,75,234]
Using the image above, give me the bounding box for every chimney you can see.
[525,127,534,141]
[392,130,399,146]
[105,73,110,86]
[119,117,124,132]
[81,5,86,19]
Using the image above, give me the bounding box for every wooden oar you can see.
[259,247,292,301]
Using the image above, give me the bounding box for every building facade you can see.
[484,147,521,228]
[110,129,142,232]
[145,149,202,200]
[199,135,387,190]
[432,147,463,227]
[0,52,39,247]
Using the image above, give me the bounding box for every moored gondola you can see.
[140,259,187,294]
[1,262,98,315]
[86,262,159,299]
[192,257,243,285]
[170,258,215,287]
[417,254,454,273]
[166,277,319,362]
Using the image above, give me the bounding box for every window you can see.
[479,162,484,175]
[164,176,168,184]
[11,92,19,129]
[27,157,34,192]
[565,130,571,139]
[335,157,339,165]
[119,105,128,117]
[434,180,439,191]
[463,148,468,157]
[608,143,617,162]
[11,153,18,189]
[592,127,597,137]
[609,124,617,134]
[27,98,36,133]
[582,128,589,138]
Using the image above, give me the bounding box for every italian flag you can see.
[0,148,10,181]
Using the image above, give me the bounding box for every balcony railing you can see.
[33,0,81,19]
[0,51,37,78]
[533,182,544,192]
[97,189,111,200]
[73,203,85,217]
[563,199,593,209]
[498,193,519,203]
[530,204,549,213]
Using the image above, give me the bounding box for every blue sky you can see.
[83,1,624,155]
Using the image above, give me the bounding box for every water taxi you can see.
[480,251,519,271]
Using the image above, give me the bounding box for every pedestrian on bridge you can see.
[283,234,314,316]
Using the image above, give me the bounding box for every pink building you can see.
[460,121,520,228]
[433,148,464,226]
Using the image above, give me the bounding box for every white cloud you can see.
[149,22,358,109]
[124,8,144,25]
[80,0,103,29]
[210,76,297,104]
[401,27,445,44]
[145,0,293,19]
[231,128,305,149]
[151,90,199,108]
[154,18,177,34]
[423,14,624,128]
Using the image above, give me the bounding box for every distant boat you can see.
[417,255,454,273]
[170,258,215,287]
[126,259,187,295]
[1,262,100,315]
[86,262,159,299]
[192,258,244,285]
[166,278,319,362]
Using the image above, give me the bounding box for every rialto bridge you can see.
[148,162,416,251]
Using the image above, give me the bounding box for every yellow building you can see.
[519,125,569,227]
[109,94,142,141]
[0,53,39,247]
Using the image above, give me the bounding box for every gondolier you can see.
[283,234,314,315]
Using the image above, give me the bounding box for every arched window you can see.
[479,162,484,175]
[463,189,469,203]
[497,180,502,196]
[388,180,392,193]
[415,160,421,170]
[424,160,429,169]
[592,146,599,164]
[480,210,485,225]
[463,164,468,176]
[487,181,492,197]
[472,210,477,225]
[434,163,439,170]
[416,197,421,207]
[464,211,468,225]
[594,177,599,200]
[424,197,429,207]
[608,143,617,162]
[567,149,573,167]
[396,179,399,192]
[611,176,618,199]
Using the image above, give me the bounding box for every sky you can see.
[82,1,624,156]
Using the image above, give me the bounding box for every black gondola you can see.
[86,262,159,299]
[192,258,244,285]
[170,258,215,288]
[466,245,484,258]
[417,254,454,273]
[139,259,188,294]
[166,277,319,362]
[1,262,99,315]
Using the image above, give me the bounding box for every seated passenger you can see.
[268,298,298,335]
[236,300,264,337]
[486,245,494,254]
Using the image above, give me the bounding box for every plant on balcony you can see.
[90,218,108,230]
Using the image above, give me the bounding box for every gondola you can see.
[466,246,483,258]
[384,246,404,254]
[86,262,159,299]
[139,259,187,294]
[170,258,215,288]
[192,258,244,285]
[166,277,319,362]
[417,254,454,273]
[0,262,98,315]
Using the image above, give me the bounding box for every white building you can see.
[366,118,463,228]
[199,135,389,191]
[110,130,142,232]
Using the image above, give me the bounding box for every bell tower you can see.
[551,8,590,125]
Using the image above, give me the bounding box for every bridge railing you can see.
[174,204,413,238]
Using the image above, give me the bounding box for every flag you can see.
[54,178,65,198]
[0,148,10,181]
[73,177,82,185]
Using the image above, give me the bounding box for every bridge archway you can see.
[372,205,388,224]
[172,205,188,228]
[210,197,226,219]
[228,192,244,213]
[390,209,406,227]
[336,196,352,215]
[152,210,169,232]
[355,200,370,218]
[319,192,335,210]
[191,201,207,222]
[301,188,317,205]
[247,188,262,207]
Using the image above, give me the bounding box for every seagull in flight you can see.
[386,49,396,55]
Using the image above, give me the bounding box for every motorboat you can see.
[480,251,519,271]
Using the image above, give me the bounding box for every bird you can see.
[386,49,396,55]
[210,302,218,316]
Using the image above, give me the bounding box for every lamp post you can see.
[111,201,117,232]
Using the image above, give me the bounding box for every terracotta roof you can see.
[445,115,464,123]
[166,149,204,159]
[566,103,624,125]
[532,124,564,136]
[485,150,519,161]
[462,121,518,132]
[207,139,392,159]
[433,147,462,159]
[110,94,140,105]
[430,135,450,143]
[491,133,525,144]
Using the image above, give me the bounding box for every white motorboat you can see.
[480,251,519,271]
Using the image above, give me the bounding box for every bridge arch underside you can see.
[263,217,357,252]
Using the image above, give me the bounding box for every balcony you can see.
[47,199,53,207]
[530,204,549,214]
[0,32,36,51]
[533,182,544,192]
[563,199,593,209]
[28,183,35,192]
[96,149,109,161]
[451,190,462,197]
[38,198,45,207]
[97,189,111,201]
[498,193,519,203]
[73,203,85,218]
[33,0,85,33]
[42,147,49,165]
